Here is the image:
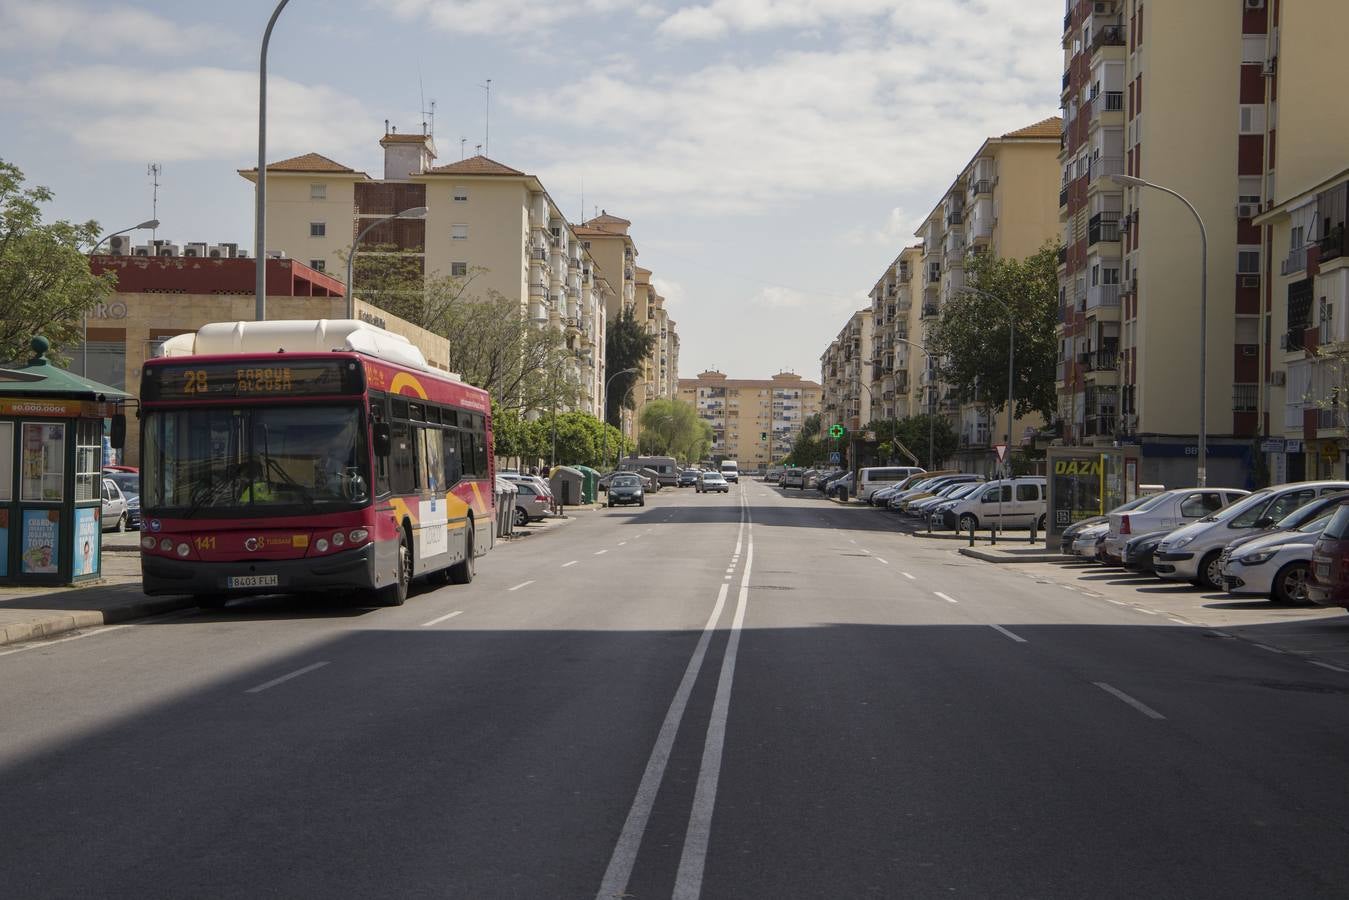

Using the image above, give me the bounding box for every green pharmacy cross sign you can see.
[829,424,846,439]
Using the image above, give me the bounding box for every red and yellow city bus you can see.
[137,321,493,608]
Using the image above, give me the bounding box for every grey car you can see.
[608,474,646,507]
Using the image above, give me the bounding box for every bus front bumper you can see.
[141,542,384,598]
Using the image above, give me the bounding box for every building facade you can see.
[679,370,822,469]
[820,310,874,440]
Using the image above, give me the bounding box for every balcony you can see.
[1056,360,1067,383]
[1091,91,1124,119]
[945,210,964,226]
[1282,244,1310,276]
[1062,70,1071,92]
[1079,344,1119,371]
[1057,246,1068,267]
[921,303,939,318]
[1090,25,1126,53]
[1059,186,1069,209]
[970,179,991,196]
[1088,156,1124,183]
[1321,226,1347,264]
[1284,327,1307,352]
[1082,413,1117,437]
[1088,213,1120,245]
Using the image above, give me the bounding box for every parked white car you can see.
[1219,510,1336,604]
[943,477,1047,531]
[1155,481,1349,589]
[856,466,926,502]
[1101,487,1249,563]
[1070,521,1110,558]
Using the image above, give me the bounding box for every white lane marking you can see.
[0,623,134,658]
[420,610,464,627]
[934,591,959,604]
[1094,682,1166,720]
[1168,617,1189,625]
[1104,598,1127,606]
[598,497,746,900]
[594,549,609,556]
[674,489,754,900]
[849,538,857,544]
[902,572,915,580]
[1252,643,1286,654]
[562,560,578,568]
[1310,660,1349,673]
[1134,607,1159,616]
[989,624,1027,643]
[875,557,889,565]
[245,661,329,694]
[1059,584,1077,592]
[619,541,628,546]
[508,580,535,592]
[724,575,731,580]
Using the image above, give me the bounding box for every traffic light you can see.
[760,431,768,441]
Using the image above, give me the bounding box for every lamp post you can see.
[254,0,294,322]
[601,367,639,471]
[345,206,429,318]
[890,337,937,469]
[1112,173,1208,486]
[958,286,1016,479]
[84,219,159,376]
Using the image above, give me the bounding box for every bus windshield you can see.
[143,403,370,516]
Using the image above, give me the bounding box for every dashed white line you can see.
[508,580,535,592]
[594,549,609,556]
[934,591,959,604]
[1104,598,1128,606]
[618,541,628,546]
[245,661,329,694]
[0,623,133,658]
[562,560,578,568]
[1133,607,1159,616]
[1252,643,1286,654]
[1310,660,1349,673]
[989,624,1027,643]
[1167,617,1189,625]
[1094,682,1165,720]
[901,572,916,580]
[420,610,464,627]
[875,557,889,565]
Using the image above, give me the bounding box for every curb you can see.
[0,593,194,648]
[959,547,1075,564]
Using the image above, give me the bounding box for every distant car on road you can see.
[100,477,130,532]
[678,470,699,488]
[608,473,646,507]
[781,468,805,488]
[696,471,730,493]
[103,469,140,529]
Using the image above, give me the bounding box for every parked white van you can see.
[856,466,926,502]
[943,476,1048,531]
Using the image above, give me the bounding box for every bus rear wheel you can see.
[447,522,475,585]
[374,531,410,606]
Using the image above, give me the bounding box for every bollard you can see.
[1029,519,1037,544]
[968,521,975,547]
[990,523,997,546]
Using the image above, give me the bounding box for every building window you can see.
[1238,250,1261,274]
[309,259,325,272]
[310,183,327,200]
[1239,105,1265,135]
[451,262,467,277]
[1102,268,1120,285]
[451,224,468,241]
[1232,384,1258,413]
[453,186,468,201]
[310,222,326,237]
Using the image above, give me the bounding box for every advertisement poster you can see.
[73,507,100,577]
[20,422,65,502]
[419,499,448,556]
[0,509,8,577]
[21,509,60,575]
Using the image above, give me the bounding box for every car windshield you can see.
[613,476,640,486]
[142,403,370,516]
[1297,512,1335,534]
[1129,491,1177,513]
[1199,488,1273,523]
[105,471,140,497]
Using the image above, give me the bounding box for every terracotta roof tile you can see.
[247,152,356,174]
[584,211,631,226]
[425,155,526,176]
[1002,116,1063,140]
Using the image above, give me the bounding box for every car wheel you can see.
[608,500,614,507]
[958,513,978,532]
[447,521,475,585]
[373,531,411,607]
[114,511,127,532]
[514,506,529,528]
[1272,561,1311,605]
[1197,550,1223,590]
[639,499,645,507]
[1036,514,1047,532]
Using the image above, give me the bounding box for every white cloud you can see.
[657,0,1055,41]
[842,205,919,247]
[0,0,236,55]
[650,276,687,306]
[752,286,810,308]
[379,0,637,35]
[3,66,372,163]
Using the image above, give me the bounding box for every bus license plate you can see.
[228,574,279,589]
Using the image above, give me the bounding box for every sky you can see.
[0,0,1063,384]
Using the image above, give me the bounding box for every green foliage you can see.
[605,306,657,426]
[493,403,627,469]
[893,413,959,468]
[638,398,710,463]
[0,158,117,363]
[783,412,828,466]
[926,242,1061,422]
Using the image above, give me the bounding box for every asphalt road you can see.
[4,482,1349,898]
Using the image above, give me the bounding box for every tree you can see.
[0,159,117,363]
[638,398,707,463]
[925,242,1060,423]
[605,306,657,426]
[894,413,959,468]
[784,413,828,466]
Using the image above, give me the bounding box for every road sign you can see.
[994,443,1009,463]
[829,452,841,464]
[829,424,846,439]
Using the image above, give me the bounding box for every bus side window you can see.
[459,430,477,477]
[418,428,443,493]
[444,428,463,486]
[390,422,416,495]
[473,429,488,476]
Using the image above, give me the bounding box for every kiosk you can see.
[0,337,129,586]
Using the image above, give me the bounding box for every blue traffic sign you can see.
[829,452,841,464]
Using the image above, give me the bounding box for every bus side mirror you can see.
[110,414,127,449]
[373,421,391,456]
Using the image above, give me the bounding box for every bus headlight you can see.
[176,543,190,558]
[160,538,173,552]
[331,532,345,547]
[141,536,156,550]
[348,528,369,544]
[315,538,329,553]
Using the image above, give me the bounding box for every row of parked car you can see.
[1063,479,1349,608]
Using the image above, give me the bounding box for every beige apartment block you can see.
[1057,0,1265,487]
[867,246,925,423]
[1252,0,1349,483]
[679,371,822,469]
[820,310,874,439]
[912,117,1060,471]
[242,134,608,420]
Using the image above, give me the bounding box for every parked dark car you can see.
[1058,515,1107,555]
[1308,501,1349,610]
[1120,529,1171,575]
[608,474,646,507]
[678,470,699,488]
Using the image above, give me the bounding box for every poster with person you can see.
[73,507,99,577]
[21,509,60,574]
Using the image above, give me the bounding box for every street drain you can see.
[752,585,796,591]
[840,552,872,557]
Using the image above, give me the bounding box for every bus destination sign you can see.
[143,360,363,401]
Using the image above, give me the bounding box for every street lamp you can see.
[865,338,937,469]
[958,286,1015,479]
[254,0,294,322]
[345,206,429,318]
[84,219,159,376]
[601,367,639,471]
[1111,172,1209,486]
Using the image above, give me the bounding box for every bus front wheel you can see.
[374,531,410,607]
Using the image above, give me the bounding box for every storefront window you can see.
[0,421,12,501]
[75,419,100,501]
[20,422,65,502]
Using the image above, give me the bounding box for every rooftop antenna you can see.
[479,78,492,156]
[580,175,584,224]
[460,137,467,160]
[146,162,162,242]
[475,143,482,155]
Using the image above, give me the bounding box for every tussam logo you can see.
[1053,459,1103,476]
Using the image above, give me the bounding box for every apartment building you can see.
[1056,0,1257,486]
[1252,0,1349,483]
[867,246,926,423]
[820,310,874,440]
[678,370,823,469]
[240,132,610,419]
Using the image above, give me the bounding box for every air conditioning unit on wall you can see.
[1268,370,1286,386]
[108,234,133,255]
[1245,0,1265,9]
[1236,203,1259,219]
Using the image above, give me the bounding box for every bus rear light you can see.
[141,536,156,550]
[315,538,329,553]
[331,532,345,547]
[348,529,369,544]
[176,543,191,558]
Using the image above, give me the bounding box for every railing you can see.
[1091,91,1124,118]
[1063,10,1072,32]
[1056,361,1067,382]
[1088,156,1124,182]
[1083,414,1117,437]
[1321,227,1347,263]
[946,210,964,226]
[1285,327,1307,352]
[921,304,939,318]
[1282,244,1310,276]
[1059,186,1069,208]
[1057,246,1068,265]
[970,179,991,196]
[1091,26,1126,52]
[1086,284,1121,310]
[1080,345,1119,371]
[1088,213,1120,244]
[1319,407,1343,429]
[1062,70,1071,91]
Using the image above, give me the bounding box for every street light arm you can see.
[255,0,294,322]
[345,206,430,318]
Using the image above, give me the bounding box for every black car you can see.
[608,474,646,507]
[1121,529,1171,574]
[678,470,699,488]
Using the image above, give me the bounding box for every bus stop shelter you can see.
[0,337,129,586]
